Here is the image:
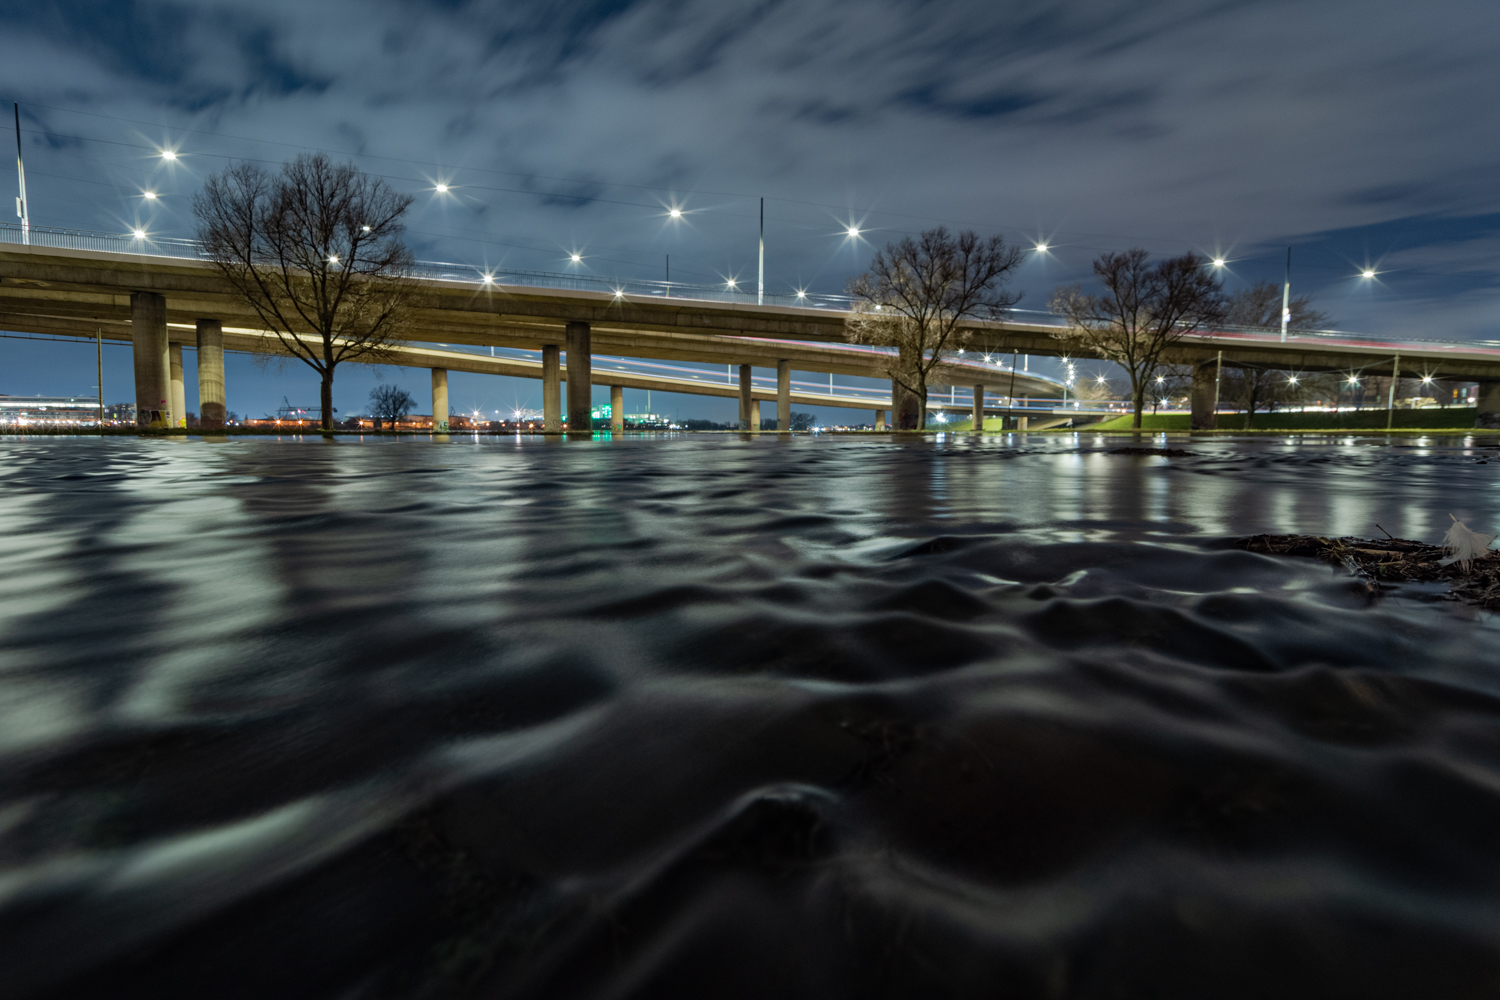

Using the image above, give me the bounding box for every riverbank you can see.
[1088,409,1480,431]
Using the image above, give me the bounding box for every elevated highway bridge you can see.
[3,229,1498,429]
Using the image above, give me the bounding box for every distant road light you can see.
[669,208,682,218]
[1362,269,1376,278]
[846,227,860,237]
[160,150,176,161]
[143,191,157,200]
[795,290,806,299]
[435,183,449,193]
[726,279,737,288]
[570,253,582,262]
[481,274,494,284]
[132,228,145,239]
[1035,243,1048,253]
[328,255,338,264]
[1212,258,1226,267]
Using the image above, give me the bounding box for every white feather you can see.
[1443,514,1495,571]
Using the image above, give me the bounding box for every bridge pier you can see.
[610,385,624,430]
[1477,382,1500,429]
[566,322,592,432]
[875,409,886,431]
[130,291,170,429]
[750,399,761,431]
[542,344,561,432]
[1016,415,1029,431]
[738,364,752,431]
[431,368,449,432]
[972,384,984,432]
[196,320,225,429]
[1190,359,1218,430]
[169,344,186,428]
[776,361,791,432]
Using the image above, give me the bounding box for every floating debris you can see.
[1237,533,1500,608]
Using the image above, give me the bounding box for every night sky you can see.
[2,0,1496,422]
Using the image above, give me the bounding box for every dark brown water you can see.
[3,432,1500,999]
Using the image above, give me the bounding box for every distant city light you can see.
[435,183,449,193]
[1347,376,1360,384]
[846,227,860,238]
[1035,243,1048,253]
[1155,375,1165,383]
[1422,374,1434,384]
[1362,269,1376,278]
[669,208,682,218]
[328,255,339,263]
[1212,258,1226,267]
[160,149,176,161]
[1288,375,1299,385]
[142,191,157,200]
[726,279,737,288]
[795,290,806,299]
[362,225,371,232]
[570,253,582,262]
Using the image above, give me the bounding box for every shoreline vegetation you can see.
[1238,533,1500,609]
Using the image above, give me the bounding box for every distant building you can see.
[0,395,109,426]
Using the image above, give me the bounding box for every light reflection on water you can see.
[1,432,1500,999]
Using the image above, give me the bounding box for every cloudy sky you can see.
[2,0,1497,420]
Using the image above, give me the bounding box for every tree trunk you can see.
[1131,379,1146,429]
[321,371,334,431]
[915,384,928,430]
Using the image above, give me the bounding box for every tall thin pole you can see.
[756,194,768,305]
[665,255,669,298]
[96,327,104,429]
[14,103,29,245]
[1279,247,1291,343]
[1386,353,1400,430]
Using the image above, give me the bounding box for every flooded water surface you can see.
[3,432,1500,999]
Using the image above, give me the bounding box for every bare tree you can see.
[847,227,1023,430]
[369,384,414,430]
[1051,249,1227,429]
[194,154,417,430]
[1225,280,1329,332]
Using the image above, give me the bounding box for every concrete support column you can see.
[195,319,225,429]
[1477,382,1500,429]
[971,384,984,433]
[1190,360,1219,430]
[169,344,186,428]
[130,291,170,429]
[875,409,886,431]
[776,360,791,432]
[1017,415,1029,431]
[431,368,449,432]
[738,364,753,431]
[893,380,920,430]
[750,399,761,431]
[610,385,624,431]
[566,321,592,432]
[542,344,562,432]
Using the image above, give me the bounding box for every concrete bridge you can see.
[0,241,1059,431]
[4,233,1499,430]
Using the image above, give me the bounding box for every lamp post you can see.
[13,103,28,245]
[1280,247,1291,343]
